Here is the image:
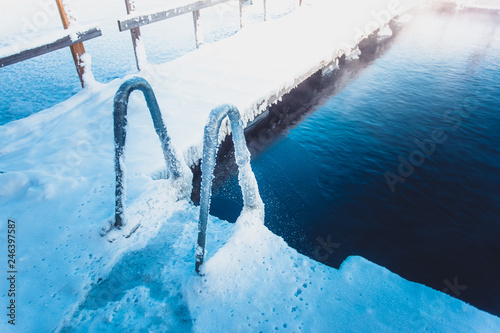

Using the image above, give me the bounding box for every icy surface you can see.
[1,0,499,332]
[60,209,500,332]
[188,212,500,332]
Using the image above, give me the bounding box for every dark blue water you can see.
[210,9,500,316]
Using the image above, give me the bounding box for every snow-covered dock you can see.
[134,0,420,167]
[1,0,500,332]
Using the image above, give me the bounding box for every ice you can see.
[188,217,500,332]
[64,286,174,332]
[60,205,500,331]
[62,0,78,26]
[1,0,499,332]
[111,76,191,231]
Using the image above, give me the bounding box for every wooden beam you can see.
[263,0,268,21]
[0,28,102,68]
[193,10,203,49]
[118,0,232,31]
[124,0,144,70]
[239,0,244,28]
[55,0,86,87]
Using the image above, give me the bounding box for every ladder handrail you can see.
[195,104,264,274]
[113,77,183,228]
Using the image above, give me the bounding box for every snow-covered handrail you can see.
[117,0,234,31]
[118,0,247,68]
[195,104,264,274]
[0,27,101,68]
[113,77,184,228]
[1,0,102,87]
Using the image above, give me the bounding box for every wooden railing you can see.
[0,0,301,87]
[118,0,245,70]
[0,28,101,69]
[0,0,102,87]
[118,0,236,32]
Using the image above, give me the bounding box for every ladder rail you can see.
[113,77,183,228]
[195,104,263,274]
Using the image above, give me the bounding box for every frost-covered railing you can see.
[118,0,283,70]
[113,77,184,228]
[0,0,101,88]
[118,0,236,32]
[195,104,264,274]
[0,27,101,68]
[118,0,239,69]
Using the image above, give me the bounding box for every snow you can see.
[55,208,500,331]
[79,52,99,89]
[1,0,500,332]
[378,25,394,38]
[62,0,78,24]
[196,104,265,269]
[134,37,149,69]
[188,216,499,332]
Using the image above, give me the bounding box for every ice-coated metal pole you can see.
[195,104,263,274]
[113,77,183,228]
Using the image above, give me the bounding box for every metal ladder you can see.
[112,78,262,272]
[113,77,184,229]
[195,104,264,274]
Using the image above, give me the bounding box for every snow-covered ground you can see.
[1,0,500,331]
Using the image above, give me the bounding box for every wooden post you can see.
[239,0,244,28]
[124,0,145,70]
[55,0,85,87]
[193,10,203,49]
[263,0,268,21]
